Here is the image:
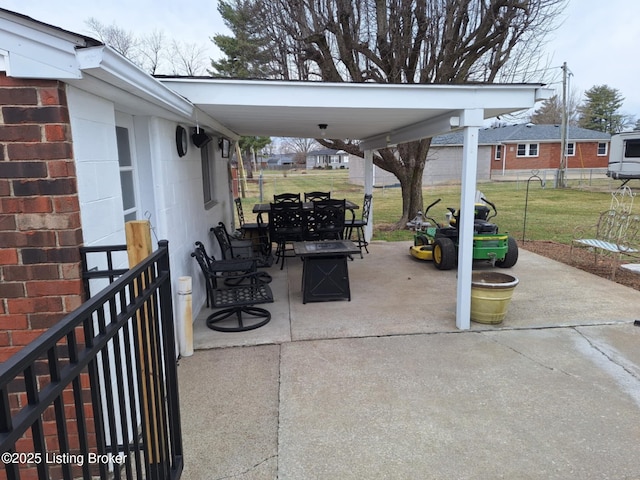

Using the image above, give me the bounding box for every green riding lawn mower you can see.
[407,196,518,270]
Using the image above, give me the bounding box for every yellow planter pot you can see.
[470,271,519,324]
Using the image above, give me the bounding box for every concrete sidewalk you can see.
[179,242,640,479]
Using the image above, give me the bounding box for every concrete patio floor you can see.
[178,241,640,479]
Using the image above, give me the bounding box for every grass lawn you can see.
[237,169,625,245]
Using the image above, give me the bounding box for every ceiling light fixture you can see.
[318,124,328,137]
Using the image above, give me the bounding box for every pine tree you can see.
[578,85,627,134]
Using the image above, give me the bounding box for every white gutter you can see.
[75,46,194,118]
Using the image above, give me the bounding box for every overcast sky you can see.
[3,0,639,118]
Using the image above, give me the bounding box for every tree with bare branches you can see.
[529,93,580,126]
[214,0,567,225]
[85,18,209,76]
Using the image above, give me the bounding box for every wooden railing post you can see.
[125,221,162,469]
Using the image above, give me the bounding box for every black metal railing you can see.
[80,244,129,299]
[0,240,183,480]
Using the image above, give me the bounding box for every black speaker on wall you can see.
[192,128,213,148]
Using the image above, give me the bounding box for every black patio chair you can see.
[273,192,301,204]
[191,245,273,332]
[268,202,305,270]
[212,222,273,268]
[192,241,257,308]
[234,197,268,240]
[304,191,331,202]
[345,193,372,257]
[311,198,347,241]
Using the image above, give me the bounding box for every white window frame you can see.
[597,142,608,156]
[565,142,575,156]
[516,143,539,157]
[115,117,139,223]
[494,144,502,160]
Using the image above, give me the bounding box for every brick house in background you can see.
[349,123,611,186]
[484,124,610,175]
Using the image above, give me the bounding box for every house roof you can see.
[307,149,347,156]
[432,123,611,146]
[159,78,553,149]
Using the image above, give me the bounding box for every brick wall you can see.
[0,72,84,359]
[498,141,609,171]
[0,72,93,474]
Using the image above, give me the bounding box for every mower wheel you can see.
[433,237,456,270]
[415,234,430,246]
[496,236,519,268]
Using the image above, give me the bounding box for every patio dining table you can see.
[252,200,359,214]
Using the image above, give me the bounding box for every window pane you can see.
[517,144,526,156]
[124,211,137,222]
[625,139,640,158]
[529,144,538,156]
[120,170,135,210]
[598,143,607,155]
[116,126,132,167]
[566,143,574,155]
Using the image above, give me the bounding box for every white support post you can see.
[456,109,484,330]
[364,149,374,242]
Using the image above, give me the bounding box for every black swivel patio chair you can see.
[192,241,258,307]
[192,244,273,332]
[345,193,372,257]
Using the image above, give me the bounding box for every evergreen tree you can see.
[210,1,274,78]
[578,85,627,134]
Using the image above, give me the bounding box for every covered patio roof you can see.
[160,78,551,148]
[161,77,553,330]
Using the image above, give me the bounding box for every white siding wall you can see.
[68,86,125,247]
[68,85,233,319]
[147,117,231,313]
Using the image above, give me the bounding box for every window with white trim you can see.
[516,143,539,157]
[565,142,575,156]
[116,126,138,223]
[597,142,608,156]
[494,145,502,160]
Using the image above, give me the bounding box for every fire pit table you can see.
[293,240,361,304]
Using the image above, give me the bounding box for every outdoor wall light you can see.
[218,138,230,158]
[192,127,212,148]
[318,124,328,137]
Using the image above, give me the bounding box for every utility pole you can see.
[558,62,568,188]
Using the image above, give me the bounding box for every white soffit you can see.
[161,78,553,146]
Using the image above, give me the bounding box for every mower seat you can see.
[474,220,498,234]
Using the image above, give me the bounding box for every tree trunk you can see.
[318,137,431,227]
[376,138,431,227]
